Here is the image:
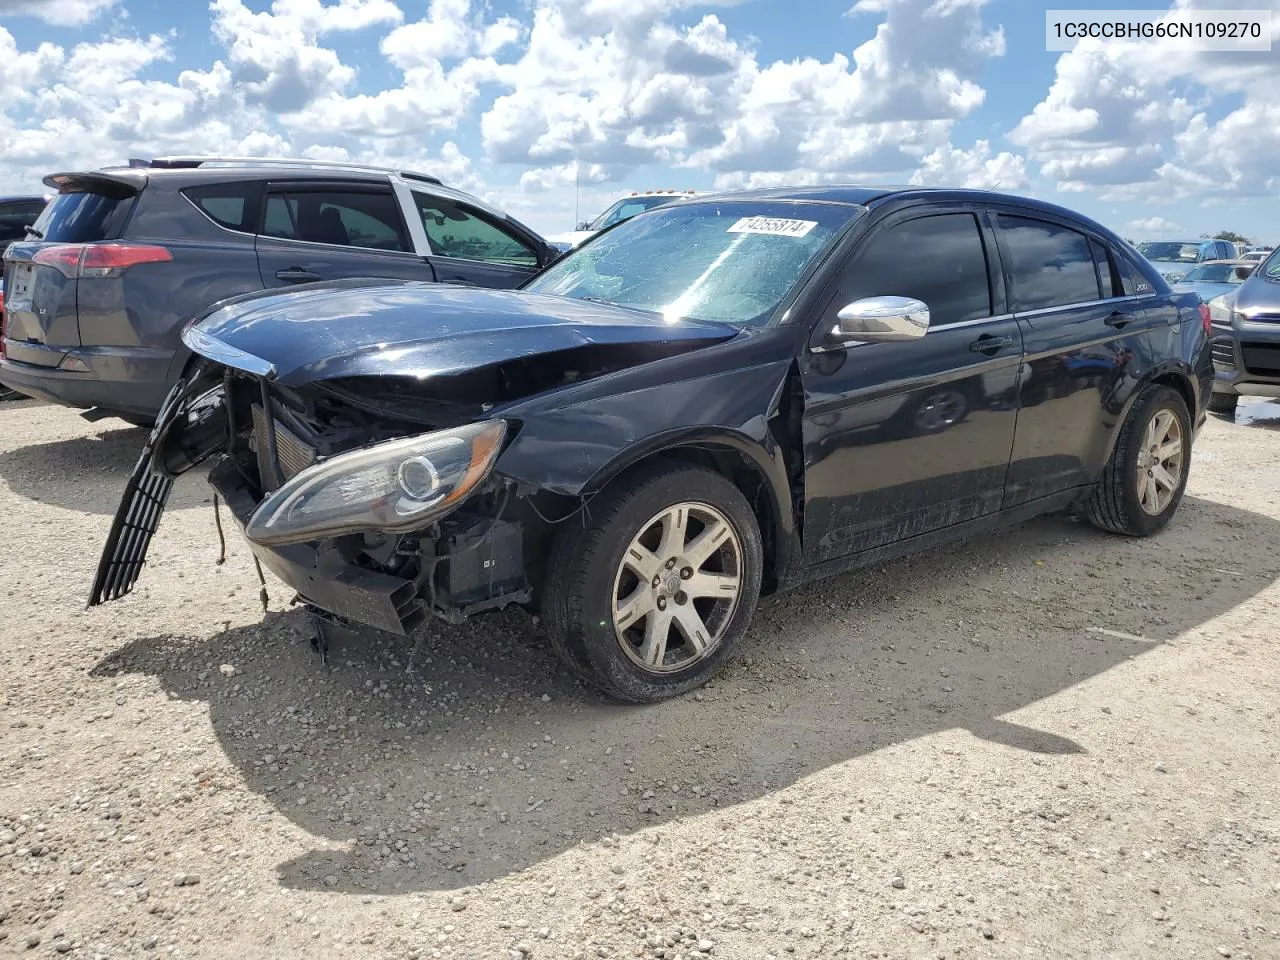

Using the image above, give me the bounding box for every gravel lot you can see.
[0,395,1277,960]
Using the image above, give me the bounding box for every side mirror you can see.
[830,296,930,343]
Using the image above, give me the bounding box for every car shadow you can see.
[0,427,211,513]
[91,494,1280,895]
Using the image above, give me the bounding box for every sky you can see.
[0,0,1277,241]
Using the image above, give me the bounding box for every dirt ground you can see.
[0,395,1277,960]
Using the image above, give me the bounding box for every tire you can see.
[1207,392,1238,416]
[1085,384,1191,537]
[543,462,763,703]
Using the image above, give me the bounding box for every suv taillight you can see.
[1198,302,1212,334]
[31,243,172,279]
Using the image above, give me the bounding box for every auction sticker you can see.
[727,216,818,238]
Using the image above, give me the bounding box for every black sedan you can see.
[89,186,1213,703]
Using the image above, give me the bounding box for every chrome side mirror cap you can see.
[830,296,930,343]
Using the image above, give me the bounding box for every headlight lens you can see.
[1207,292,1237,326]
[245,420,507,545]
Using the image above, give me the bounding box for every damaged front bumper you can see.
[89,364,533,637]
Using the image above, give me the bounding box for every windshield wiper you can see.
[24,226,44,239]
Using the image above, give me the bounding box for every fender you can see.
[1099,360,1199,465]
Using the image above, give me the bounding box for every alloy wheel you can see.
[611,502,744,673]
[1136,407,1184,515]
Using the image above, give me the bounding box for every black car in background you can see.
[1205,249,1280,415]
[0,157,558,425]
[91,186,1212,703]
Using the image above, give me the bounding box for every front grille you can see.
[1241,343,1280,377]
[1211,339,1236,369]
[251,403,317,489]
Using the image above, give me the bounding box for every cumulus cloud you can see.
[1126,216,1182,235]
[0,0,118,25]
[909,139,1029,190]
[1009,0,1280,202]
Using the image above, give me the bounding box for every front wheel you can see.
[543,463,763,703]
[1085,384,1191,537]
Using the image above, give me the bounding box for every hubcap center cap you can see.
[661,572,682,596]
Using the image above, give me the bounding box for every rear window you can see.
[33,191,135,243]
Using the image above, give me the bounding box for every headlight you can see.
[1207,292,1237,327]
[245,420,507,546]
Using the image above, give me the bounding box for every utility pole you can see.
[574,161,580,229]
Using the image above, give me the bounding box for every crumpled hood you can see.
[184,278,737,386]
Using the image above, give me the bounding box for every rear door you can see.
[995,212,1160,507]
[406,188,543,288]
[254,181,434,289]
[1,179,138,366]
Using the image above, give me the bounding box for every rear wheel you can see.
[1085,384,1191,537]
[1207,391,1238,416]
[543,463,763,703]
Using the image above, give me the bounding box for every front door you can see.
[409,190,542,289]
[800,209,1023,566]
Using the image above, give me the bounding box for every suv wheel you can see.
[544,463,763,703]
[1085,384,1191,537]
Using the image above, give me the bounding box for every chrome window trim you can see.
[1012,293,1149,319]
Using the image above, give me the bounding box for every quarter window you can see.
[835,213,992,328]
[998,215,1101,312]
[183,182,261,232]
[413,193,538,267]
[260,189,409,252]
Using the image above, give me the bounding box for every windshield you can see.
[1137,241,1201,263]
[1183,263,1252,284]
[527,201,862,326]
[589,195,683,231]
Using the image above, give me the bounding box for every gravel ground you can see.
[0,395,1278,960]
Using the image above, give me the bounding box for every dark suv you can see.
[0,157,558,424]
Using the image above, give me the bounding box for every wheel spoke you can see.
[1156,439,1182,461]
[656,507,689,560]
[1152,463,1178,493]
[615,585,652,630]
[638,609,673,667]
[673,605,712,655]
[1144,476,1160,509]
[622,542,662,581]
[683,518,731,568]
[685,570,740,600]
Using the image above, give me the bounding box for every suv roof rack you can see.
[119,156,443,186]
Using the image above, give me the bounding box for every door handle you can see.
[1105,311,1134,328]
[969,333,1015,354]
[275,268,322,283]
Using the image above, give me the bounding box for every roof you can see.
[0,195,47,203]
[684,185,1126,234]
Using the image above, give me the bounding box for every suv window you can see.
[413,193,538,266]
[30,191,135,243]
[998,215,1101,312]
[835,212,992,328]
[0,201,45,243]
[183,182,261,232]
[261,189,409,252]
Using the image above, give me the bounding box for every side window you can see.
[182,182,261,232]
[414,193,538,267]
[260,189,408,251]
[1089,239,1117,297]
[835,213,992,328]
[0,202,41,242]
[998,215,1101,312]
[1114,255,1153,296]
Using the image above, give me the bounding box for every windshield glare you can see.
[528,201,861,326]
[1183,263,1251,283]
[1138,241,1201,263]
